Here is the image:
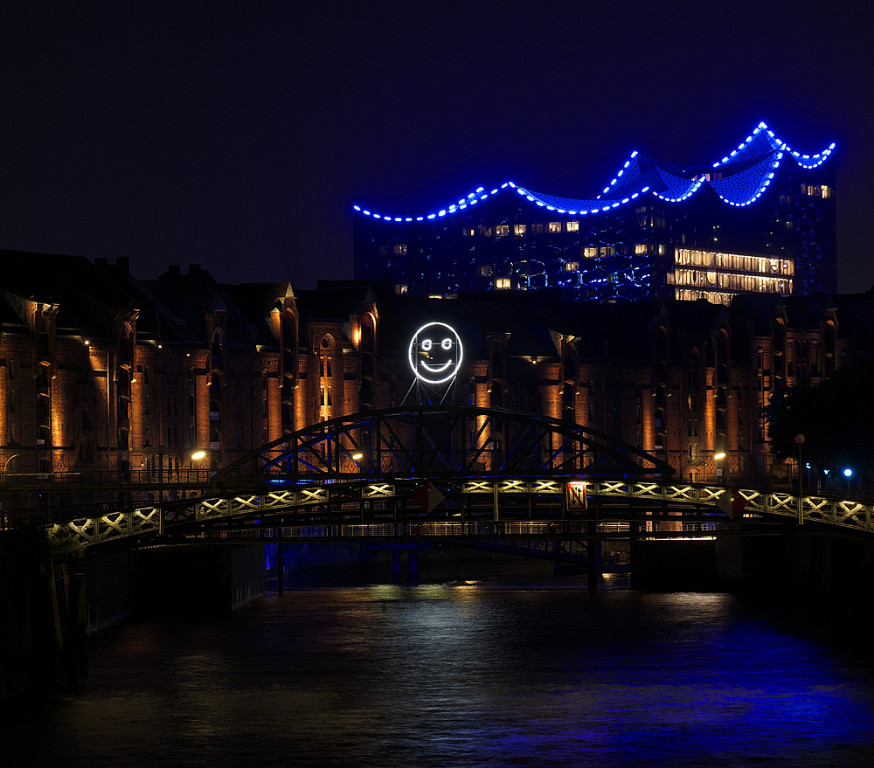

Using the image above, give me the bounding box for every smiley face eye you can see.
[422,339,432,351]
[441,338,452,350]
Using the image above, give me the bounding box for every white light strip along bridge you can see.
[57,480,874,548]
[39,407,874,547]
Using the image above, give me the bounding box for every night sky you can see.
[1,2,871,292]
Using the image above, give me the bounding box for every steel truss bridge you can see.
[43,406,874,548]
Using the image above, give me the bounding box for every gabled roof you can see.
[0,249,137,335]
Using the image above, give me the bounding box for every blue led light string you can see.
[598,151,642,198]
[712,123,778,168]
[786,143,835,169]
[651,167,704,202]
[710,153,784,207]
[352,123,835,221]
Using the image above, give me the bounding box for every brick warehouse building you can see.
[2,251,871,515]
[353,122,836,303]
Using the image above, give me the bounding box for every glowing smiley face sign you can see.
[408,322,464,385]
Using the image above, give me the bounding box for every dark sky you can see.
[1,2,871,292]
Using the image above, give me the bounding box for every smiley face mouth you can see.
[420,360,453,374]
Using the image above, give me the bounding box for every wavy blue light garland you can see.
[353,122,835,221]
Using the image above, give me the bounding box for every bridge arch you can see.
[215,405,673,490]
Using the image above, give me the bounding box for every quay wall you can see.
[630,532,874,648]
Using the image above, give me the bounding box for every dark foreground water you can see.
[6,583,874,767]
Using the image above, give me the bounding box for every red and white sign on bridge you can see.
[565,481,587,511]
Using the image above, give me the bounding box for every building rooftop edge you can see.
[353,121,836,221]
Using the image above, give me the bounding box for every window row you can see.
[800,183,832,199]
[461,221,584,239]
[674,249,794,276]
[669,269,792,294]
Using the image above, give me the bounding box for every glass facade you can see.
[353,123,836,302]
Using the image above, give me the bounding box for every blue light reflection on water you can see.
[8,586,874,767]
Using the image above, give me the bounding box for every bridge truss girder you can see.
[58,481,874,548]
[214,405,674,487]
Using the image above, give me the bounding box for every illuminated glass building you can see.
[353,123,836,303]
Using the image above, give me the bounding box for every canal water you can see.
[6,582,874,767]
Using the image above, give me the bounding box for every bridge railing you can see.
[0,469,214,487]
[35,478,874,547]
[178,520,605,541]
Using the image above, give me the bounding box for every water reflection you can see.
[7,586,874,767]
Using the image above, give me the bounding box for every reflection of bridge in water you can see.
[48,406,874,549]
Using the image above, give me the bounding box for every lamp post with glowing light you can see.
[794,434,805,524]
[190,450,206,483]
[714,452,726,485]
[352,450,376,478]
[843,467,853,494]
[350,452,371,525]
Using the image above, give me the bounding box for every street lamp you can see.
[794,434,805,525]
[190,450,206,482]
[843,467,853,493]
[351,452,366,473]
[714,452,726,485]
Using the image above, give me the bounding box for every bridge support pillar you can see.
[408,548,419,583]
[392,547,401,583]
[277,541,284,597]
[587,538,600,590]
[390,545,421,584]
[552,540,562,575]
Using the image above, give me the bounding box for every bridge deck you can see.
[30,478,874,548]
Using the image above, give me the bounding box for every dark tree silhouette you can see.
[769,360,874,484]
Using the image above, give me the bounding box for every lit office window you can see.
[495,278,512,290]
[565,261,579,271]
[566,221,580,232]
[548,222,562,233]
[584,247,598,259]
[495,224,509,237]
[514,224,527,236]
[801,183,833,199]
[634,244,648,255]
[393,244,408,255]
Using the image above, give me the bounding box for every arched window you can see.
[211,328,225,371]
